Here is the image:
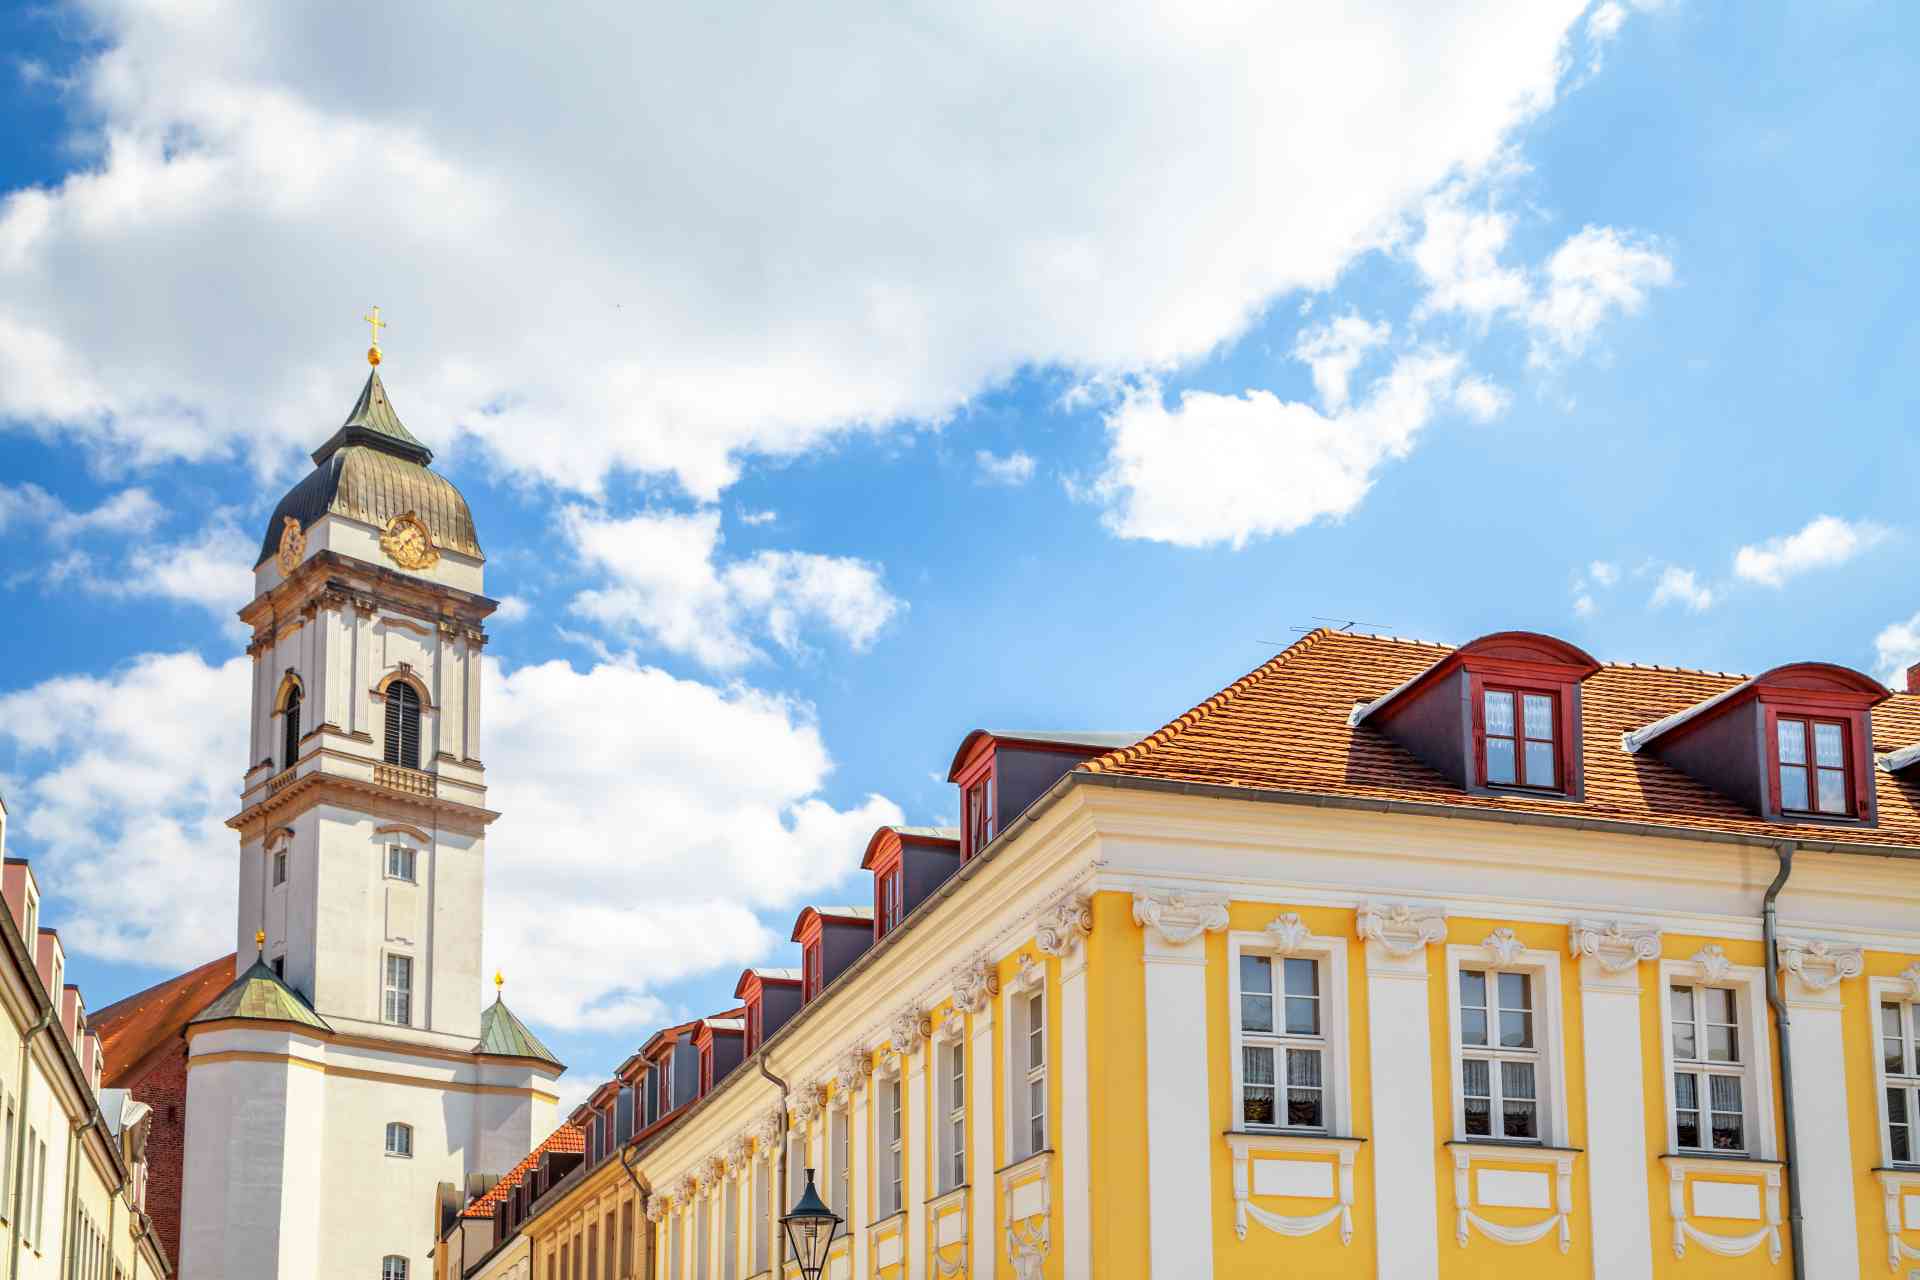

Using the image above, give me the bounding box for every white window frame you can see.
[695,1191,710,1280]
[384,1121,412,1158]
[272,849,288,887]
[1444,941,1569,1147]
[722,1170,740,1280]
[936,1033,967,1192]
[785,1130,806,1261]
[1006,979,1048,1161]
[1227,926,1351,1136]
[751,1151,770,1274]
[1656,955,1776,1160]
[382,1255,408,1280]
[382,952,413,1026]
[874,1070,904,1219]
[385,844,418,883]
[1869,978,1920,1168]
[826,1101,850,1220]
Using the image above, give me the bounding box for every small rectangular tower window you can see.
[382,954,413,1025]
[383,1255,409,1280]
[272,850,288,887]
[385,846,417,882]
[384,1121,412,1157]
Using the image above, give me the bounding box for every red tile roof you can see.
[93,954,237,1086]
[462,1123,585,1219]
[1080,629,1920,850]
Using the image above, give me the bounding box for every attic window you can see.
[1775,717,1851,816]
[1479,687,1561,791]
[746,1001,762,1052]
[876,866,903,937]
[803,942,824,1001]
[963,777,995,860]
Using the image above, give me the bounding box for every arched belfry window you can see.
[280,683,302,771]
[383,682,422,770]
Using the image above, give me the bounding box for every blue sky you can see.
[2,0,1918,1106]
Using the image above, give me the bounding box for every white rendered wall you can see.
[1578,952,1656,1280]
[1780,971,1862,1275]
[1137,916,1216,1280]
[1364,935,1442,1280]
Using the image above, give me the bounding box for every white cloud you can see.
[1874,614,1920,689]
[1589,559,1620,587]
[0,648,904,1031]
[1092,352,1462,549]
[1292,314,1391,413]
[1568,558,1619,617]
[0,483,163,540]
[1649,565,1715,612]
[974,450,1036,487]
[1527,225,1674,364]
[482,657,902,1028]
[1732,515,1888,588]
[737,508,778,527]
[1572,593,1596,617]
[565,507,903,669]
[1452,376,1512,423]
[493,595,531,624]
[1587,2,1629,44]
[1410,186,1531,321]
[1,2,1592,497]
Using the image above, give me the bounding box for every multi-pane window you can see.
[1882,1001,1919,1164]
[723,1175,740,1280]
[878,868,904,935]
[384,1122,412,1157]
[940,1039,966,1191]
[1671,984,1745,1151]
[1238,953,1324,1130]
[1014,989,1047,1159]
[383,682,423,769]
[1459,969,1539,1140]
[804,944,824,1000]
[620,1202,635,1279]
[747,1002,762,1052]
[667,1211,681,1280]
[884,1077,905,1215]
[1482,688,1558,790]
[829,1106,849,1218]
[273,849,288,887]
[964,777,996,858]
[695,1196,709,1279]
[752,1155,770,1273]
[386,845,417,882]
[382,1257,408,1280]
[1776,717,1850,815]
[382,954,413,1025]
[281,684,302,770]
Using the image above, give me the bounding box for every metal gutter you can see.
[1762,844,1805,1280]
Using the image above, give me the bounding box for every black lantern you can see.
[780,1167,842,1279]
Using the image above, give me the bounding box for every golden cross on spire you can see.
[363,305,388,366]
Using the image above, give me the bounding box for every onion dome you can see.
[257,368,483,568]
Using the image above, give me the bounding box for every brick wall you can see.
[124,1045,189,1270]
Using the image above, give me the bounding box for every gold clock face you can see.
[380,512,440,570]
[275,517,306,574]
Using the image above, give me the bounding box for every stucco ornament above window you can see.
[1481,927,1527,967]
[1775,936,1865,992]
[1691,944,1733,984]
[1568,920,1662,974]
[1356,902,1448,957]
[1262,912,1315,954]
[833,1047,869,1097]
[949,955,1000,1013]
[1035,891,1093,958]
[1131,889,1230,945]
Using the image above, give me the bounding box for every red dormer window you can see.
[804,943,824,1001]
[1477,686,1563,791]
[747,1000,762,1052]
[877,867,903,936]
[699,1042,714,1095]
[658,1055,674,1113]
[1773,716,1853,816]
[963,777,996,859]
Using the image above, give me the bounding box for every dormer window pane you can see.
[1522,695,1555,786]
[1777,717,1850,815]
[1484,692,1517,784]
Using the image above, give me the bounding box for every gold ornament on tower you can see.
[364,305,387,366]
[275,516,306,575]
[379,510,440,570]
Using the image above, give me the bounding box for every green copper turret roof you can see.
[476,995,561,1067]
[187,958,332,1033]
[311,369,434,467]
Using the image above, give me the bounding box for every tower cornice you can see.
[227,770,498,837]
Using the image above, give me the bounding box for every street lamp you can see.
[780,1168,842,1280]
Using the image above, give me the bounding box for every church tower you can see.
[178,327,562,1280]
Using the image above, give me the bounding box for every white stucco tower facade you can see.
[177,357,562,1280]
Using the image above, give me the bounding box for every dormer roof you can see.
[1350,631,1601,727]
[945,730,1141,782]
[1623,661,1889,754]
[733,967,802,999]
[859,826,960,870]
[790,905,874,942]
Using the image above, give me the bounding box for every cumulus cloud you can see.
[1732,515,1888,588]
[737,508,778,527]
[1092,352,1463,549]
[1,1,1591,497]
[1874,614,1920,689]
[1527,226,1674,364]
[1649,565,1715,612]
[1292,314,1392,413]
[0,648,904,1030]
[1452,376,1512,423]
[974,450,1036,487]
[564,507,903,669]
[1410,186,1531,321]
[493,595,531,624]
[0,483,164,540]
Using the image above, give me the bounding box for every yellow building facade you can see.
[540,629,1920,1279]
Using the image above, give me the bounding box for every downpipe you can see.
[1763,842,1804,1280]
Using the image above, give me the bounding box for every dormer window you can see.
[877,867,903,936]
[964,777,995,859]
[699,1042,714,1095]
[747,1001,762,1052]
[1774,717,1850,816]
[1479,687,1560,791]
[803,943,823,1001]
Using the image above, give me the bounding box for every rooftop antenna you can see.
[1277,616,1396,637]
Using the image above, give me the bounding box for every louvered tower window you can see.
[383,682,422,769]
[281,685,302,770]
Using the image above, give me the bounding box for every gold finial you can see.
[364,305,387,366]
[494,970,504,992]
[255,930,266,954]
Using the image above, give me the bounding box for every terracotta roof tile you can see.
[92,954,236,1086]
[462,1124,585,1219]
[1080,629,1920,849]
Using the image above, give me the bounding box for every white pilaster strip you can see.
[957,957,998,1280]
[1778,939,1865,1276]
[1049,907,1093,1280]
[1571,921,1659,1280]
[1132,890,1228,1280]
[850,1090,869,1279]
[1357,901,1445,1280]
[905,1040,927,1279]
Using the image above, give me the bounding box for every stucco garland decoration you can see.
[1568,919,1661,973]
[1691,944,1733,985]
[724,1134,751,1174]
[1777,936,1865,992]
[887,1005,927,1062]
[1901,964,1920,1001]
[674,1174,697,1204]
[1453,1148,1574,1254]
[1355,901,1447,957]
[1131,889,1230,945]
[790,1080,827,1128]
[755,1107,785,1154]
[951,955,1001,1014]
[1481,927,1526,968]
[645,1194,670,1223]
[1035,890,1093,958]
[834,1046,871,1098]
[698,1156,724,1191]
[1263,912,1313,955]
[1668,1164,1781,1263]
[1008,952,1044,996]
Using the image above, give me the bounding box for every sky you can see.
[1,0,1918,1112]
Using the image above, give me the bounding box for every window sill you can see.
[1446,1138,1581,1154]
[1660,1151,1780,1170]
[384,1152,412,1160]
[925,1181,970,1205]
[1226,1128,1366,1147]
[993,1148,1053,1178]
